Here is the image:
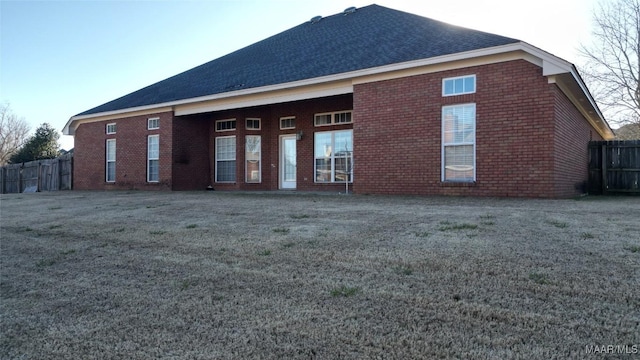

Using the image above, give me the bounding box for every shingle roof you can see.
[76,4,519,116]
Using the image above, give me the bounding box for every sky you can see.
[1,0,602,150]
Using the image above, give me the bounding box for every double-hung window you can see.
[442,104,475,182]
[147,135,159,182]
[245,135,261,183]
[216,136,236,182]
[106,139,116,182]
[314,130,353,183]
[106,123,117,134]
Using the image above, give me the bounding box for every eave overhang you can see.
[63,41,614,140]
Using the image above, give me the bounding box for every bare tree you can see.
[579,0,640,125]
[0,103,31,166]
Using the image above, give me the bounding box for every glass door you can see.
[280,135,296,189]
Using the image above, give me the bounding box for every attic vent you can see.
[343,6,356,15]
[310,15,322,23]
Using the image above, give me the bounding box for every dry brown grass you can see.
[1,191,639,359]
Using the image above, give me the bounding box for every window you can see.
[314,130,353,183]
[246,118,260,130]
[148,117,159,130]
[106,123,116,134]
[280,117,296,130]
[314,111,352,127]
[106,139,116,182]
[216,119,236,132]
[442,75,476,96]
[442,104,475,182]
[216,136,236,182]
[245,135,261,183]
[147,135,159,182]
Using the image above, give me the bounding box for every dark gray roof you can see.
[77,4,519,116]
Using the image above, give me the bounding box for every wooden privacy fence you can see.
[0,153,73,194]
[588,140,640,194]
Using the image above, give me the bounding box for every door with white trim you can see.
[280,135,296,189]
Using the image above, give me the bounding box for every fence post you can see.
[601,144,607,195]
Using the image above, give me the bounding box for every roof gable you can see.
[76,4,518,116]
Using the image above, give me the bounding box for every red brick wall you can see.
[171,114,211,190]
[73,111,173,190]
[74,61,603,197]
[552,87,604,197]
[353,60,560,197]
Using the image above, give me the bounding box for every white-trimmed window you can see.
[245,135,261,183]
[280,117,296,130]
[443,75,476,96]
[106,123,117,134]
[148,117,159,130]
[314,111,352,127]
[216,136,236,182]
[215,119,237,132]
[106,139,116,182]
[147,135,159,182]
[246,118,261,130]
[314,130,353,183]
[442,104,475,182]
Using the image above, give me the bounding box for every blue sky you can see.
[1,0,599,150]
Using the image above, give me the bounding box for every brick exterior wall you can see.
[353,59,596,197]
[73,60,603,197]
[172,114,211,190]
[552,87,604,197]
[73,111,174,190]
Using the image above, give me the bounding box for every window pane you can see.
[217,161,236,182]
[216,137,236,161]
[107,162,115,182]
[444,145,474,181]
[443,104,475,145]
[334,130,353,154]
[106,140,116,161]
[444,80,454,95]
[148,136,159,159]
[314,133,332,158]
[246,135,260,183]
[334,157,352,182]
[464,76,475,93]
[148,159,159,182]
[314,114,331,126]
[315,159,331,182]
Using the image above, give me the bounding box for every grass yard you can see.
[1,191,639,359]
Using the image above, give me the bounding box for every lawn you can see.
[1,191,638,359]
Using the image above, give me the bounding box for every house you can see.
[63,4,614,197]
[614,123,640,140]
